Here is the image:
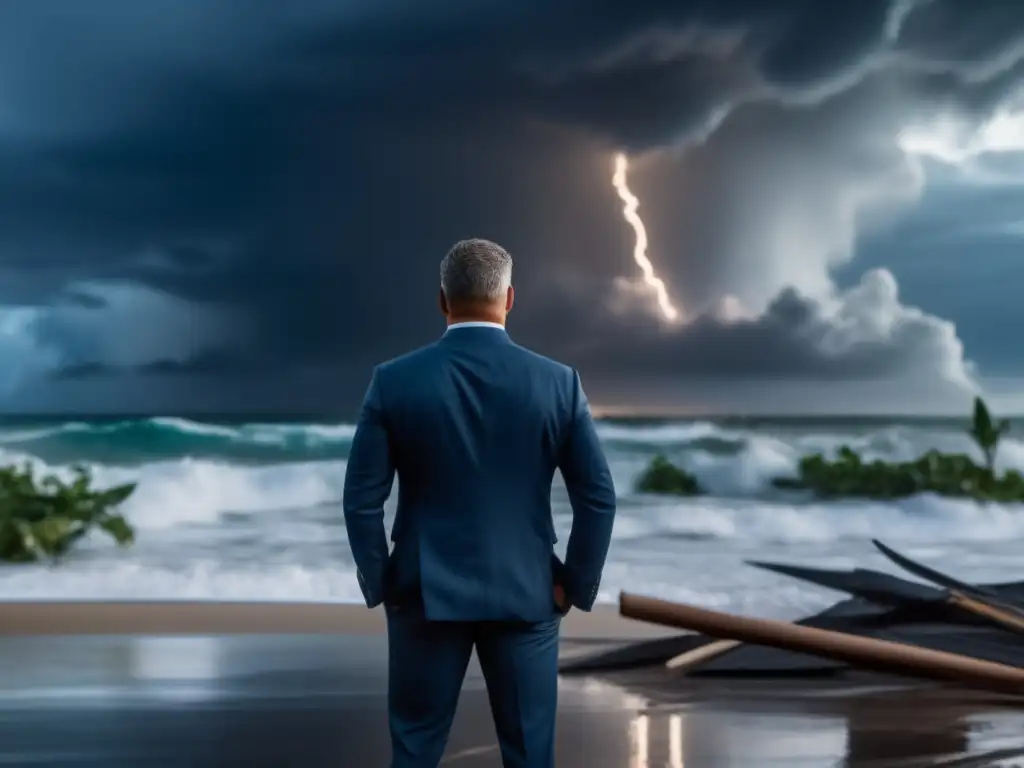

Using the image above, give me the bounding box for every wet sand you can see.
[0,602,1022,766]
[0,600,677,638]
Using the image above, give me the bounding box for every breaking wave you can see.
[0,415,1022,607]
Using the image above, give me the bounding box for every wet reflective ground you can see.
[0,634,1022,766]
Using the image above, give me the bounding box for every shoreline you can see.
[0,600,677,639]
[0,602,1019,764]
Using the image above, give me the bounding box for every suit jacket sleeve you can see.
[343,367,395,608]
[557,369,617,611]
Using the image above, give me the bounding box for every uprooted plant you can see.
[0,463,136,564]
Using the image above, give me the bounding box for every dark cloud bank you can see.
[0,0,1021,413]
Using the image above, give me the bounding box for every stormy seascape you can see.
[3,413,1021,617]
[5,412,1024,765]
[6,0,1024,762]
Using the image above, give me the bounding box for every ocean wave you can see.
[0,417,358,463]
[0,417,1022,556]
[0,414,1011,467]
[0,491,1020,611]
[0,447,345,530]
[0,420,1022,605]
[4,417,1024,511]
[1,434,1022,544]
[610,495,1024,545]
[595,420,723,444]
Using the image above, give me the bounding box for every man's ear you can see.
[505,285,515,313]
[439,289,449,316]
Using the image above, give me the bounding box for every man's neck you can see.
[446,314,505,327]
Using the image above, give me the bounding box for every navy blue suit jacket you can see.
[342,324,617,622]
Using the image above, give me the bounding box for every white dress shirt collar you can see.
[444,321,507,333]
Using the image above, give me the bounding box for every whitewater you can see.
[0,415,1022,619]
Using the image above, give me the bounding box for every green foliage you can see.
[0,463,136,564]
[970,396,1010,472]
[771,397,1024,502]
[635,454,703,496]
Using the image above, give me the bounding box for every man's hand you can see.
[553,583,570,614]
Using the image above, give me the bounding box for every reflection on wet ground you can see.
[0,634,1021,766]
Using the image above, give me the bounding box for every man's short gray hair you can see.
[440,238,513,305]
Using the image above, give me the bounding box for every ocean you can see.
[1,414,1022,619]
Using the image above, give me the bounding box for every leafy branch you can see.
[0,463,136,564]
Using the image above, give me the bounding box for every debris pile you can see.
[563,540,1024,695]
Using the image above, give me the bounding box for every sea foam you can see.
[0,416,1021,611]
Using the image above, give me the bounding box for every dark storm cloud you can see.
[0,0,1022,410]
[51,350,273,381]
[895,0,1024,69]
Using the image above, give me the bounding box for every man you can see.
[343,238,617,768]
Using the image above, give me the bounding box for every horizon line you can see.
[0,408,1008,421]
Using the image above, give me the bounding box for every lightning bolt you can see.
[611,153,681,322]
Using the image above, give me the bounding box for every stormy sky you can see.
[3,0,1024,415]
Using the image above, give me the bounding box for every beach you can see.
[2,415,1024,764]
[1,602,1022,766]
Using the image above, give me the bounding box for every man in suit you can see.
[343,238,617,768]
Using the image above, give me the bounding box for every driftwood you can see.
[665,638,740,670]
[561,542,1024,679]
[673,559,946,673]
[871,539,1024,634]
[748,559,1024,642]
[619,592,1024,695]
[667,551,1024,673]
